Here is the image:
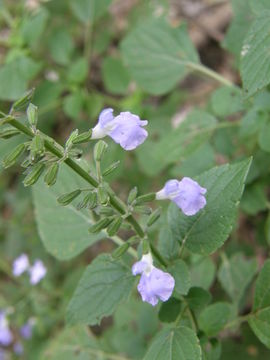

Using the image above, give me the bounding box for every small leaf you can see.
[185,287,212,311]
[67,254,135,325]
[158,298,182,323]
[168,259,191,296]
[199,302,232,337]
[217,252,258,307]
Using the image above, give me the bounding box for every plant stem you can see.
[186,62,234,87]
[6,117,145,239]
[150,242,168,267]
[110,234,138,259]
[224,314,251,330]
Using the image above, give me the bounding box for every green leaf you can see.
[158,297,182,323]
[0,57,41,101]
[240,11,270,97]
[41,325,107,360]
[102,56,130,95]
[210,86,244,117]
[63,92,84,120]
[48,28,74,65]
[259,121,270,152]
[248,259,270,348]
[240,183,268,215]
[69,0,112,23]
[67,58,88,84]
[143,326,202,360]
[168,259,190,295]
[32,164,103,260]
[21,8,49,46]
[199,302,232,337]
[121,18,199,95]
[249,0,270,14]
[218,253,257,307]
[190,256,216,290]
[168,159,252,255]
[137,110,217,177]
[223,0,254,62]
[185,287,212,311]
[67,254,135,325]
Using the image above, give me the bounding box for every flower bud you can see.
[12,89,34,112]
[72,130,92,144]
[97,186,109,205]
[65,129,79,149]
[57,189,81,206]
[107,216,122,236]
[102,160,120,177]
[134,193,156,205]
[112,243,130,259]
[127,187,137,205]
[2,143,26,168]
[30,134,44,157]
[44,163,59,186]
[94,140,108,162]
[23,163,45,187]
[88,217,113,234]
[0,128,20,139]
[98,207,115,216]
[134,206,152,215]
[147,207,161,227]
[27,103,38,127]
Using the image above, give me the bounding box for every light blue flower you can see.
[92,109,148,150]
[132,253,175,306]
[13,342,24,356]
[28,260,47,285]
[12,254,29,277]
[0,311,13,347]
[20,319,34,340]
[156,177,207,216]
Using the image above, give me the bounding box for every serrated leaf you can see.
[67,254,135,325]
[143,326,202,360]
[168,159,252,255]
[168,259,190,295]
[248,260,270,348]
[199,302,232,337]
[32,164,103,260]
[240,11,270,97]
[218,253,257,307]
[121,18,199,95]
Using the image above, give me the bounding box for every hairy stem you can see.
[7,117,145,239]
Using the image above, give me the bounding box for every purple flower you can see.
[12,254,30,277]
[13,342,23,355]
[0,312,13,347]
[92,108,148,150]
[132,253,175,306]
[156,177,207,216]
[20,320,33,340]
[28,260,47,285]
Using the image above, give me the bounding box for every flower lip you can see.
[132,253,175,306]
[156,177,207,216]
[92,109,148,150]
